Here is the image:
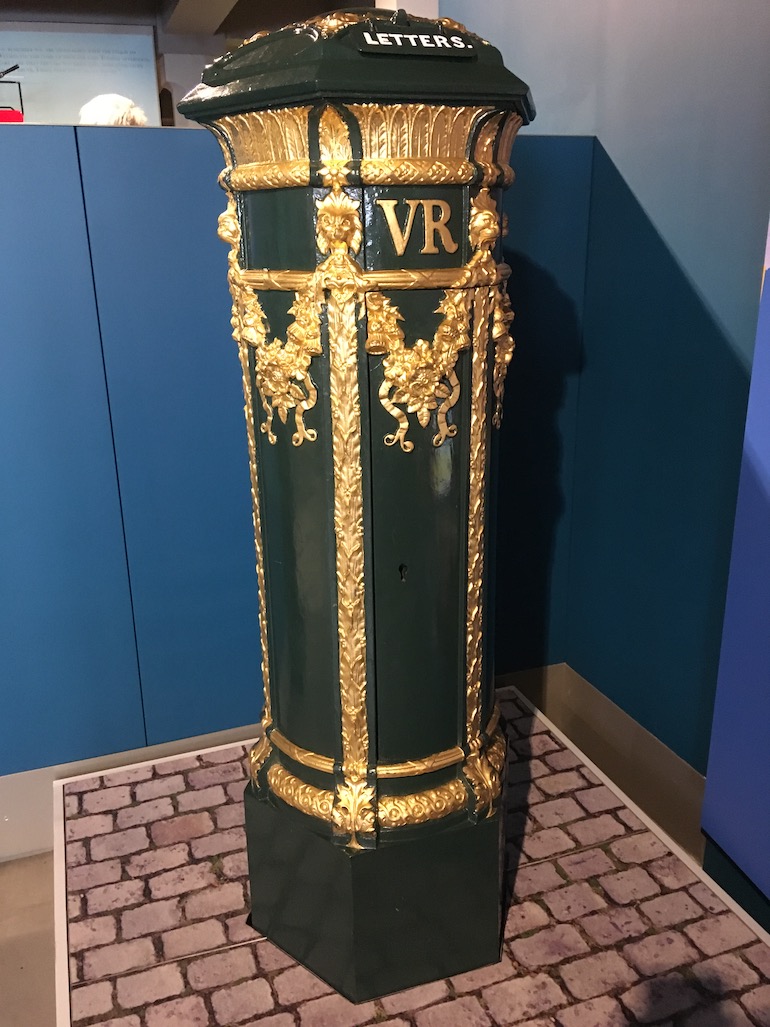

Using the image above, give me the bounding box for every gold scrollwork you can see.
[268,764,335,820]
[268,762,471,829]
[464,283,494,810]
[245,284,323,446]
[464,728,507,817]
[217,185,322,448]
[216,192,273,741]
[378,780,468,828]
[365,289,472,452]
[492,282,515,428]
[249,734,271,783]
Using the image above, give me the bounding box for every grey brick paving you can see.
[62,691,770,1026]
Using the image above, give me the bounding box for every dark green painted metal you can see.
[250,297,341,762]
[180,7,530,998]
[178,9,534,123]
[242,177,483,769]
[242,189,318,271]
[244,782,503,1002]
[367,289,471,762]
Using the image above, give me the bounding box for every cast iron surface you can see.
[244,782,503,1002]
[178,8,535,122]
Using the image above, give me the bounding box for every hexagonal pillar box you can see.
[179,7,534,1002]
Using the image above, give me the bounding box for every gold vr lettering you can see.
[376,198,459,256]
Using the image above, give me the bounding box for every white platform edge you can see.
[506,684,770,951]
[52,735,257,1027]
[53,777,70,1027]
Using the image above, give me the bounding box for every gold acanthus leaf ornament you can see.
[315,104,375,849]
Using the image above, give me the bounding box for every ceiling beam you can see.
[164,0,240,36]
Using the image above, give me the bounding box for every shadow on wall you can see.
[495,251,583,672]
[492,135,594,678]
[569,142,750,773]
[495,137,751,774]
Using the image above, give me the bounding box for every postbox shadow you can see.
[495,248,584,672]
[490,252,584,919]
[499,696,535,920]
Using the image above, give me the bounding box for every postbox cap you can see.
[178,7,535,124]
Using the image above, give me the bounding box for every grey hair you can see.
[78,94,148,126]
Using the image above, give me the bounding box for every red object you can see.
[0,110,23,123]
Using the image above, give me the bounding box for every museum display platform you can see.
[55,687,770,1026]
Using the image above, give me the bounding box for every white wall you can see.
[441,0,770,365]
[376,0,439,18]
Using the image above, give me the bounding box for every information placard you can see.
[0,23,160,125]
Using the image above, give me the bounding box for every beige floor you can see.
[0,852,56,1027]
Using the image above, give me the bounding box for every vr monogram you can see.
[376,198,459,256]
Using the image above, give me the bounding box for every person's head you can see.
[78,94,148,126]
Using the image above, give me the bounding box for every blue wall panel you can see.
[496,136,591,671]
[567,143,750,772]
[76,128,262,745]
[702,278,770,897]
[0,127,145,773]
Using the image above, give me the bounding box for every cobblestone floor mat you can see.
[58,689,770,1026]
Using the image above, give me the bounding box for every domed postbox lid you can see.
[178,7,535,124]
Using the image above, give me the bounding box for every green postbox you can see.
[179,8,534,1001]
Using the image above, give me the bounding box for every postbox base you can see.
[243,784,504,1003]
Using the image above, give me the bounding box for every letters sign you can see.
[350,23,477,59]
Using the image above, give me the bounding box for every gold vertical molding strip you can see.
[465,285,491,754]
[315,106,375,848]
[462,282,505,814]
[217,193,273,778]
[463,188,512,812]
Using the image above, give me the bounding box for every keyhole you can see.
[399,564,408,582]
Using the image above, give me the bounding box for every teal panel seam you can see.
[73,127,148,747]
